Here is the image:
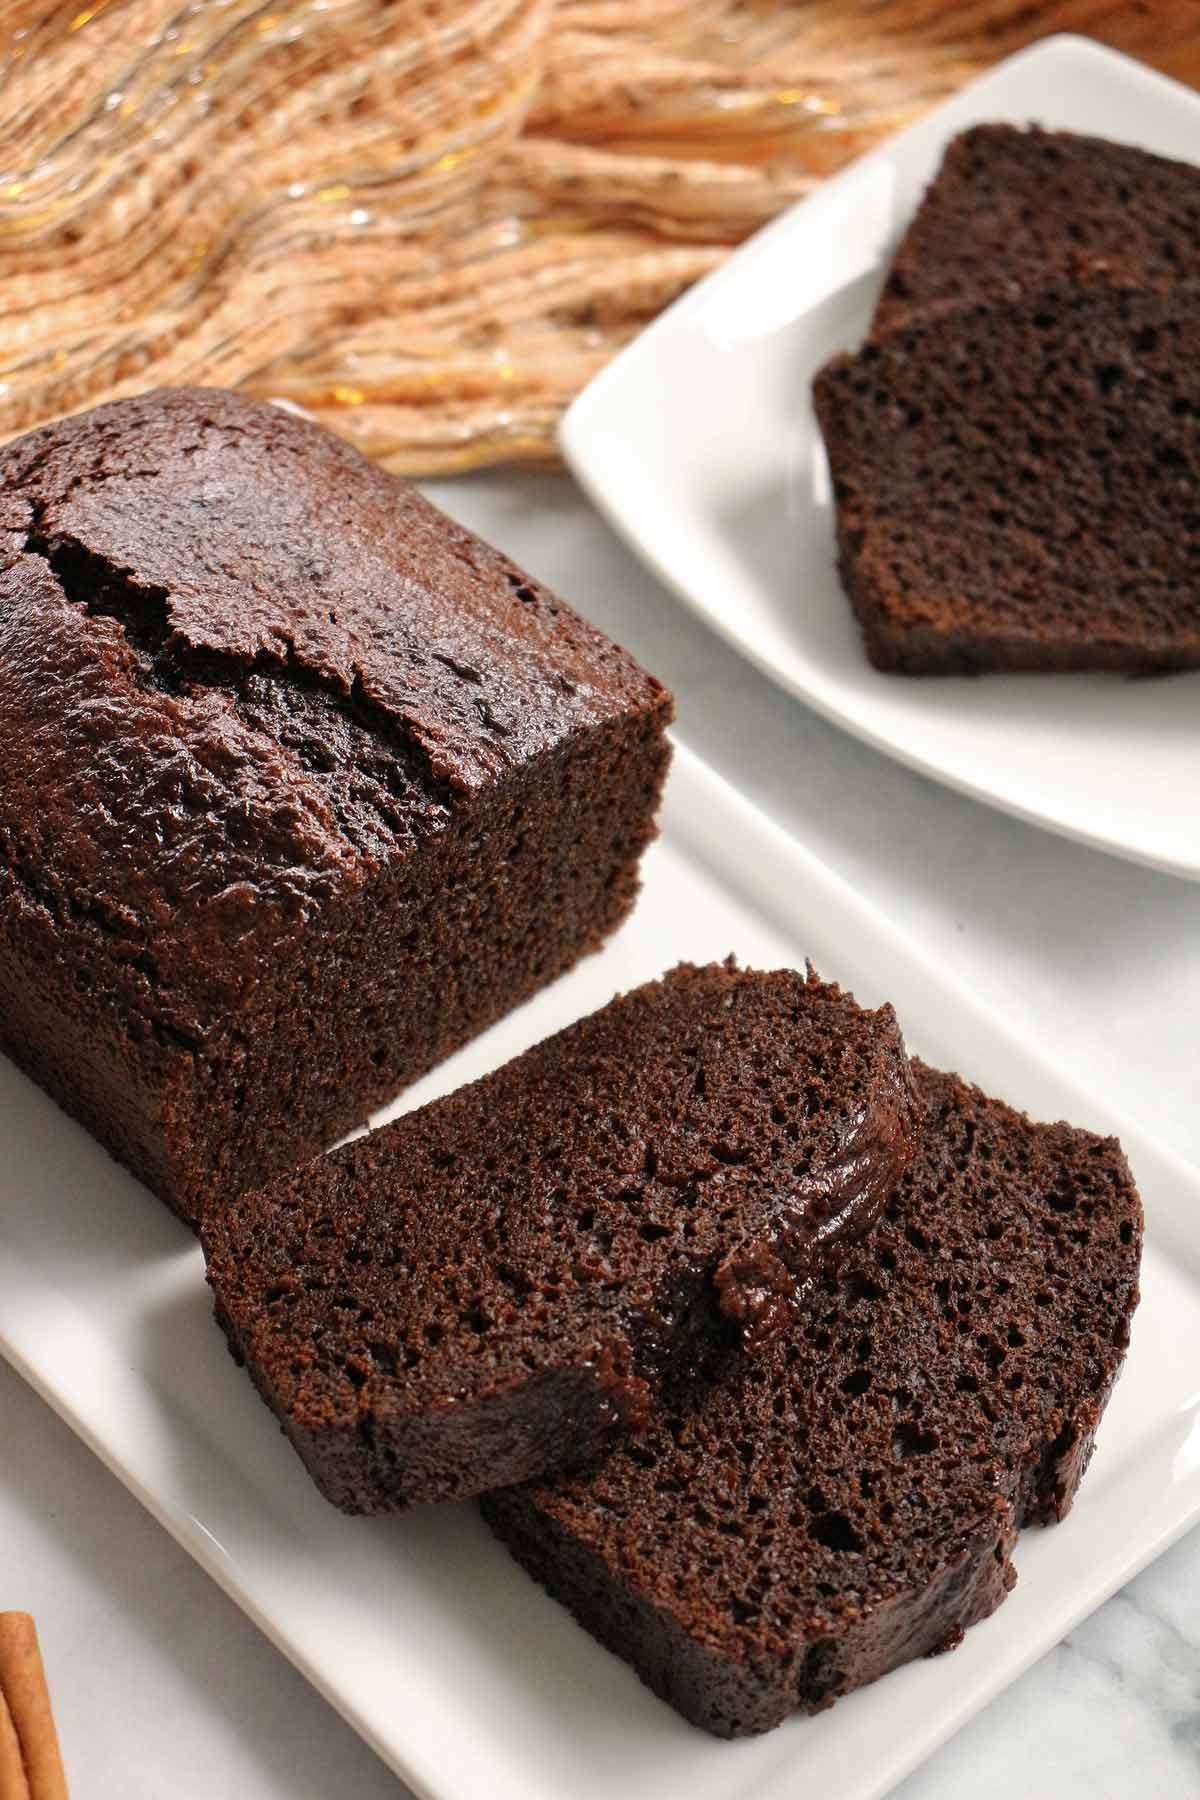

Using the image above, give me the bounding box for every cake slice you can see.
[0,387,672,1224]
[873,124,1200,334]
[201,961,919,1510]
[483,1062,1142,1737]
[813,281,1200,674]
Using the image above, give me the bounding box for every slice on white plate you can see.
[560,35,1200,881]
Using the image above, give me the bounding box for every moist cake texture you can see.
[813,281,1200,674]
[483,1061,1142,1736]
[873,124,1200,333]
[202,961,919,1509]
[0,386,672,1222]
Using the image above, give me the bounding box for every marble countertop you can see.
[4,471,1198,1798]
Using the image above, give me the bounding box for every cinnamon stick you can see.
[0,1688,31,1800]
[0,1618,67,1800]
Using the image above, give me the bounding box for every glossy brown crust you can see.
[873,124,1200,335]
[0,388,673,1222]
[483,1062,1142,1737]
[813,282,1200,675]
[201,961,919,1510]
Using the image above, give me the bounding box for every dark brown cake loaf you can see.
[201,961,919,1510]
[483,1061,1142,1737]
[813,281,1200,674]
[0,387,672,1223]
[873,124,1200,333]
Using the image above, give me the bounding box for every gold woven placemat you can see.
[1,1,1197,473]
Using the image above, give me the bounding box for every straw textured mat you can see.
[1,1,1198,473]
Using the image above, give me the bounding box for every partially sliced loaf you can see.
[202,961,918,1510]
[0,387,672,1226]
[813,281,1200,674]
[873,124,1200,333]
[483,1062,1142,1737]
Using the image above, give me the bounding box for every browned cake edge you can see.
[486,1477,1018,1736]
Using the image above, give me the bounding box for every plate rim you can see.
[558,34,1200,884]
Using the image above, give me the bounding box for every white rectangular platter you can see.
[559,37,1200,880]
[1,741,1198,1800]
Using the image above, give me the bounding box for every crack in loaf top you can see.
[0,386,667,1027]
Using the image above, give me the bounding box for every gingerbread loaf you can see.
[484,1062,1142,1736]
[0,387,672,1223]
[201,961,919,1509]
[873,124,1200,334]
[813,281,1200,673]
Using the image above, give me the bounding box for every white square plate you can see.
[560,37,1200,881]
[2,742,1200,1800]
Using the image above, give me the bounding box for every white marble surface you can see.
[3,470,1198,1797]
